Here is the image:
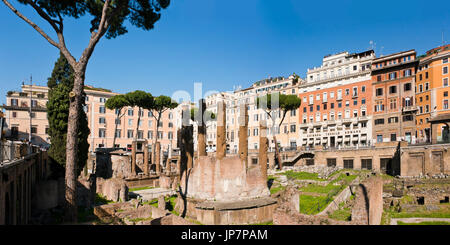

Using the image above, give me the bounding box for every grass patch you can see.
[328,208,352,221]
[128,217,152,223]
[299,195,332,215]
[300,183,342,194]
[129,186,154,192]
[270,185,285,194]
[397,221,450,225]
[251,221,273,225]
[95,194,115,205]
[283,171,325,181]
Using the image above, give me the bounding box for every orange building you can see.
[371,50,418,144]
[298,50,375,148]
[415,44,450,143]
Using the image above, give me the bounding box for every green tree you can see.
[149,95,178,161]
[125,90,154,140]
[257,93,301,169]
[3,0,170,221]
[47,53,90,177]
[105,94,129,147]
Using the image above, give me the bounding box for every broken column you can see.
[165,144,172,174]
[155,142,161,175]
[216,100,226,160]
[180,105,194,179]
[143,141,149,175]
[197,99,207,157]
[238,103,248,168]
[259,121,268,180]
[131,140,137,176]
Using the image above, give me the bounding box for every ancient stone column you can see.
[238,103,248,168]
[216,100,227,160]
[197,99,207,157]
[180,105,193,179]
[155,142,161,175]
[259,121,268,180]
[143,141,149,175]
[131,140,137,176]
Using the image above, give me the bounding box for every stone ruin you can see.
[176,100,277,224]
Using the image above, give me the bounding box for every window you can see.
[377,135,383,143]
[419,74,423,80]
[389,86,397,94]
[168,122,173,128]
[99,106,106,113]
[389,72,397,80]
[168,132,173,140]
[444,58,449,64]
[158,131,163,139]
[377,75,382,82]
[30,112,36,118]
[361,159,372,170]
[444,100,449,110]
[390,133,397,142]
[316,105,320,111]
[361,86,366,93]
[148,130,153,139]
[444,66,448,75]
[303,107,307,113]
[99,97,106,103]
[404,83,412,91]
[290,110,296,116]
[375,101,384,112]
[310,106,313,112]
[137,130,143,139]
[444,78,449,87]
[345,100,350,107]
[115,129,121,138]
[345,89,350,96]
[445,91,448,97]
[353,100,358,106]
[12,112,17,118]
[338,102,342,108]
[99,117,106,124]
[389,98,397,110]
[128,108,134,116]
[376,88,383,96]
[404,69,412,77]
[425,72,429,79]
[128,119,133,126]
[31,127,37,134]
[362,98,366,105]
[425,83,429,91]
[127,130,133,138]
[99,129,106,138]
[10,99,18,106]
[331,103,334,109]
[419,84,423,92]
[290,124,296,133]
[323,103,327,110]
[403,115,413,121]
[375,118,385,125]
[388,117,398,123]
[327,158,337,167]
[343,159,354,169]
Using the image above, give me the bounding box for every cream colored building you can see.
[1,84,185,152]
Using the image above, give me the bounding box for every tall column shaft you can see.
[239,103,248,168]
[198,99,207,157]
[259,122,268,180]
[216,101,226,160]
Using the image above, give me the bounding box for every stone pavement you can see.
[390,217,450,225]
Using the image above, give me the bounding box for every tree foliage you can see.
[256,93,301,126]
[47,53,90,176]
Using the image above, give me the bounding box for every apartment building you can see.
[298,50,375,148]
[371,49,418,144]
[205,76,301,153]
[415,44,450,143]
[2,84,182,152]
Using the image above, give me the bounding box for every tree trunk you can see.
[135,107,141,141]
[64,68,84,222]
[152,114,161,165]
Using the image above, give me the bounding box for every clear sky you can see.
[1,0,449,105]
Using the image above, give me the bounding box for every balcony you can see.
[358,116,369,121]
[402,106,418,113]
[352,93,358,98]
[336,96,343,101]
[322,98,328,103]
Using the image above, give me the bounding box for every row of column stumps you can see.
[131,140,162,176]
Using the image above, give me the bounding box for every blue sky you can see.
[1,0,449,105]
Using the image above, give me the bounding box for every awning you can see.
[302,138,307,142]
[322,138,328,142]
[344,137,350,142]
[337,137,343,143]
[360,135,367,141]
[352,137,359,142]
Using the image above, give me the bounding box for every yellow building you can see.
[416,44,450,143]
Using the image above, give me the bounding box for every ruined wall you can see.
[184,156,270,201]
[96,177,129,202]
[400,144,450,177]
[0,148,49,225]
[351,176,383,225]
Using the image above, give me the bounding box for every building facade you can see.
[371,50,418,144]
[298,50,375,148]
[415,44,450,143]
[1,85,182,152]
